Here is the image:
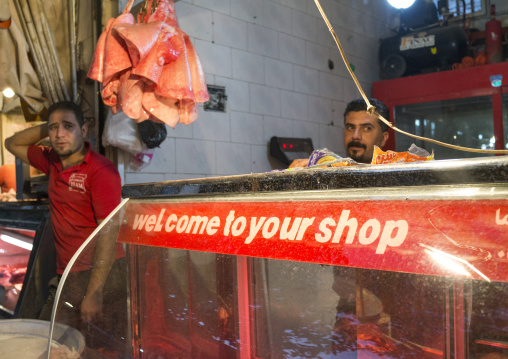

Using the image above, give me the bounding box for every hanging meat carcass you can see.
[88,0,209,127]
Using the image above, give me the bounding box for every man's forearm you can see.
[81,219,119,322]
[4,123,48,164]
[86,231,116,296]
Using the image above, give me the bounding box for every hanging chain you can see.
[138,0,160,21]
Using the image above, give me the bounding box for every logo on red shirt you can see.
[69,173,87,194]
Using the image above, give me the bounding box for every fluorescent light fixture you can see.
[0,234,33,251]
[387,0,416,9]
[2,88,15,98]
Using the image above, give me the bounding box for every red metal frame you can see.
[236,256,252,359]
[372,62,508,151]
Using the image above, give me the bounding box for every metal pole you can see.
[69,0,78,103]
[28,0,65,102]
[37,0,71,101]
[13,0,54,104]
[19,0,59,103]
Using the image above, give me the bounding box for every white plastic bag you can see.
[102,110,145,155]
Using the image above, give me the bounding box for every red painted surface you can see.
[118,199,508,282]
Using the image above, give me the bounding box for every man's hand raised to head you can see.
[4,124,48,165]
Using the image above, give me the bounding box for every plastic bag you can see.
[307,148,359,167]
[371,144,434,164]
[269,148,359,172]
[102,110,144,155]
[128,148,155,171]
[137,120,167,148]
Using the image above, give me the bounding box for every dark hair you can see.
[343,98,390,133]
[47,101,85,127]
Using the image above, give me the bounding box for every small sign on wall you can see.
[204,85,227,112]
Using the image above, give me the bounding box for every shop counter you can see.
[49,156,508,358]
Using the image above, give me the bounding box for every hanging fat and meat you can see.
[88,0,209,127]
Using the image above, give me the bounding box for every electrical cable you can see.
[313,0,508,154]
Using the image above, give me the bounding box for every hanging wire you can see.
[313,0,508,155]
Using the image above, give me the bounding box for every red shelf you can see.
[372,62,508,151]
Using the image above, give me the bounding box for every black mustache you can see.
[347,141,366,150]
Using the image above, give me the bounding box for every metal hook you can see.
[138,0,160,21]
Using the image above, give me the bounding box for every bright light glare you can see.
[2,88,15,98]
[0,234,33,251]
[387,0,416,9]
[453,187,479,197]
[421,244,490,282]
[424,249,471,277]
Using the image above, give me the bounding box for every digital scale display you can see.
[270,136,314,165]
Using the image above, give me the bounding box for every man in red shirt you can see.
[5,101,124,330]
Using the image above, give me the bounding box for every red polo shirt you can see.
[28,143,122,274]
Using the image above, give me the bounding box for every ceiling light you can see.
[387,0,416,9]
[2,88,15,98]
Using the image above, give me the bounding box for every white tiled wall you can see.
[123,0,395,185]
